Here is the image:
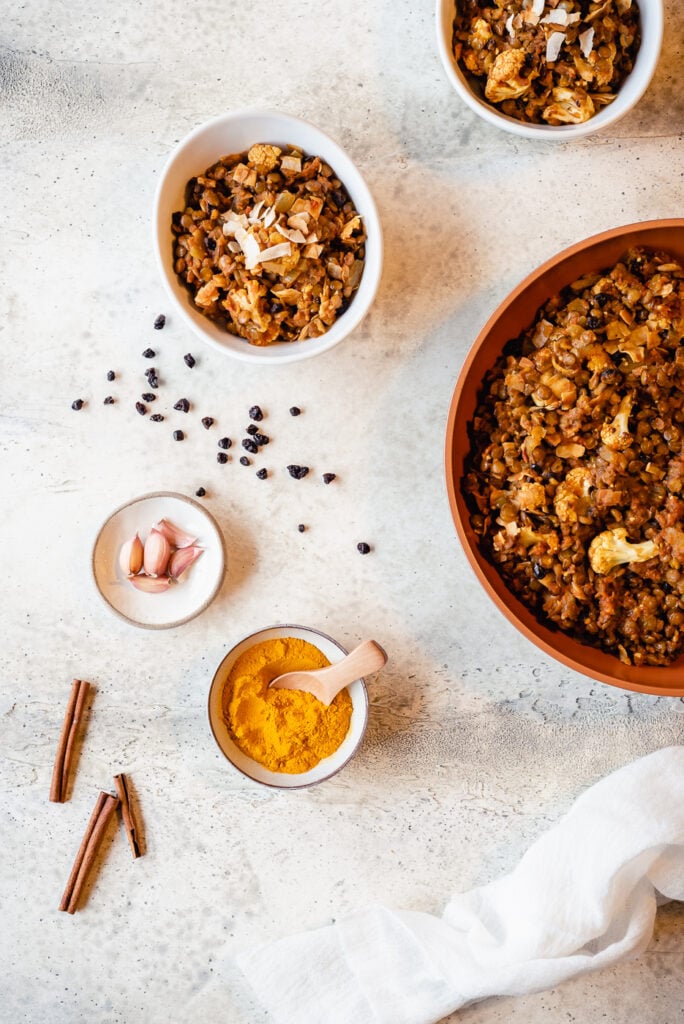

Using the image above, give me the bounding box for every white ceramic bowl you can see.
[92,491,226,629]
[436,0,663,140]
[208,624,369,789]
[154,109,383,364]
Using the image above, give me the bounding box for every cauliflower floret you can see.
[543,87,595,125]
[588,527,659,575]
[554,467,592,523]
[247,144,282,173]
[600,395,633,451]
[512,481,547,511]
[485,49,535,102]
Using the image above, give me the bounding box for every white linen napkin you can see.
[238,746,684,1024]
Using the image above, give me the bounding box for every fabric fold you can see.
[238,746,684,1024]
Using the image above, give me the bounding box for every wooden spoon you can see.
[269,640,387,705]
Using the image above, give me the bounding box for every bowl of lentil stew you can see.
[436,0,663,139]
[154,110,383,363]
[446,220,684,695]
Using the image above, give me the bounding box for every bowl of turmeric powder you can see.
[208,625,369,788]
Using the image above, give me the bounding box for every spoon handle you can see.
[270,639,388,704]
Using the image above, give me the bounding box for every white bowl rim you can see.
[91,489,227,630]
[207,623,370,790]
[153,108,383,364]
[435,0,664,140]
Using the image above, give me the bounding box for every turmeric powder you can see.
[222,637,353,773]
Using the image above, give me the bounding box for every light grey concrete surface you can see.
[2,2,684,1021]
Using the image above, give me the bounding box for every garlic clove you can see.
[128,573,173,593]
[119,533,144,576]
[143,528,171,577]
[154,518,197,549]
[168,545,204,580]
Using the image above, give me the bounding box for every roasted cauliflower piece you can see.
[554,468,592,524]
[588,528,659,575]
[247,144,282,173]
[485,49,535,102]
[600,395,633,451]
[543,87,595,125]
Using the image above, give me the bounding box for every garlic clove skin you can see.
[143,529,171,577]
[154,518,197,549]
[128,574,172,593]
[119,533,144,576]
[168,545,204,580]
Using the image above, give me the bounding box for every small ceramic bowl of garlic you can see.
[91,491,226,629]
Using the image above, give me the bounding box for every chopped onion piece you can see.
[280,155,302,173]
[546,31,565,63]
[257,241,292,263]
[579,27,595,58]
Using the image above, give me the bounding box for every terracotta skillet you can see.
[445,219,684,697]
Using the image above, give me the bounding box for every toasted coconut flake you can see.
[248,200,264,224]
[262,207,277,229]
[546,31,565,63]
[241,233,261,270]
[227,240,241,254]
[280,155,302,173]
[303,243,324,259]
[276,221,308,245]
[542,9,568,25]
[223,213,249,236]
[505,12,515,36]
[258,241,292,263]
[579,27,595,58]
[566,12,580,23]
[530,0,545,15]
[287,212,310,234]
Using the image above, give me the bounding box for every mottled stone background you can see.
[1,2,683,1021]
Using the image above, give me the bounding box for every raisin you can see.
[150,414,164,422]
[184,353,196,368]
[136,402,147,416]
[256,468,268,479]
[106,370,115,381]
[586,315,601,330]
[154,314,166,330]
[142,348,155,358]
[287,465,309,479]
[205,237,216,252]
[217,452,228,464]
[289,406,301,416]
[594,293,610,308]
[174,398,190,413]
[218,437,232,449]
[142,392,156,402]
[297,524,306,533]
[239,456,250,466]
[356,542,371,554]
[173,430,184,441]
[269,301,283,314]
[254,433,269,446]
[103,396,115,405]
[71,399,84,411]
[242,438,258,454]
[533,563,544,579]
[202,417,214,429]
[246,424,258,435]
[322,473,336,484]
[249,405,263,421]
[195,487,206,497]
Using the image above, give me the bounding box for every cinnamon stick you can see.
[50,679,90,802]
[59,790,119,914]
[113,773,142,859]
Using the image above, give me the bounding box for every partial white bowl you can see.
[208,624,369,789]
[154,109,383,364]
[436,0,663,140]
[92,491,226,629]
